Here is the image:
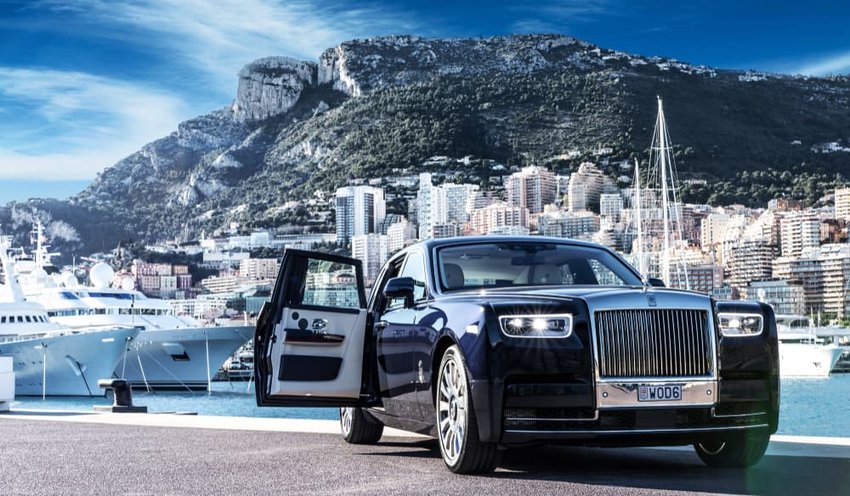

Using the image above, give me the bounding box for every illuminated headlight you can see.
[718,313,763,336]
[499,314,573,338]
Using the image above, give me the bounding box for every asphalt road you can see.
[1,418,848,495]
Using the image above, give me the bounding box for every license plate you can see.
[638,384,682,402]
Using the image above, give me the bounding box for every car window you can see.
[399,252,427,302]
[588,259,629,286]
[437,242,641,291]
[300,258,361,309]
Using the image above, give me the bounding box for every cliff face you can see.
[21,33,844,251]
[233,57,318,121]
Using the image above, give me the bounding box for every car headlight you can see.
[498,314,573,338]
[718,313,763,336]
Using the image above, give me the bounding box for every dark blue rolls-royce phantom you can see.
[255,236,779,474]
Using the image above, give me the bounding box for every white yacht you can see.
[776,315,843,377]
[13,228,252,391]
[0,250,139,397]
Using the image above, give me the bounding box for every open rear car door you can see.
[255,249,369,407]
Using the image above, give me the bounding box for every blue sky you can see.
[1,0,849,203]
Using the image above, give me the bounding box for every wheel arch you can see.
[430,334,459,407]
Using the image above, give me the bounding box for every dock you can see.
[2,410,849,495]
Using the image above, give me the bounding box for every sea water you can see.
[11,376,850,437]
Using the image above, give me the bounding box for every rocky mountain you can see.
[5,34,850,253]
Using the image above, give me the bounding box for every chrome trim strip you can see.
[503,424,770,435]
[596,380,717,409]
[505,411,600,422]
[711,407,767,419]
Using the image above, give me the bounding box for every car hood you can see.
[438,286,713,312]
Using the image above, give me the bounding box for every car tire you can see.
[340,407,383,445]
[436,345,501,474]
[694,432,771,468]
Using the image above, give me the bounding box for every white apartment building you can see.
[469,201,529,235]
[538,210,600,239]
[700,213,730,249]
[567,183,587,212]
[386,219,417,253]
[432,223,460,239]
[599,193,624,222]
[779,211,820,258]
[505,165,557,214]
[667,264,724,295]
[417,173,479,239]
[351,234,389,286]
[773,251,826,315]
[724,240,778,293]
[335,185,386,242]
[836,188,850,222]
[567,162,614,212]
[239,258,280,280]
[745,280,806,316]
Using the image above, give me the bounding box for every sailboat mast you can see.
[657,96,671,284]
[634,158,646,276]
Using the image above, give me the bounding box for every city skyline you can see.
[2,1,850,203]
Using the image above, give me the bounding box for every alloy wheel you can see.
[438,353,467,465]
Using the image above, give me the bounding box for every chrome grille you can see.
[595,309,713,378]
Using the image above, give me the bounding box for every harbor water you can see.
[11,376,850,437]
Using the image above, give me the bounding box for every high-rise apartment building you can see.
[351,234,389,286]
[469,201,529,235]
[386,218,417,253]
[239,258,280,280]
[835,188,850,222]
[567,162,614,212]
[779,211,820,258]
[724,240,778,293]
[538,210,600,239]
[416,173,479,239]
[700,213,730,249]
[744,280,805,315]
[599,193,623,222]
[335,185,386,242]
[505,166,557,214]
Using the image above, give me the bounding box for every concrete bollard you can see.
[94,379,147,413]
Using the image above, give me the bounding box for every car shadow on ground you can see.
[362,439,850,494]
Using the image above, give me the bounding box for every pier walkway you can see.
[1,410,848,495]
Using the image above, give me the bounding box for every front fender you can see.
[715,300,780,432]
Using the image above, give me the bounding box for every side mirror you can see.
[383,276,415,308]
[648,278,666,288]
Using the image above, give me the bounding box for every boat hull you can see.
[117,326,252,391]
[779,343,843,377]
[0,327,140,397]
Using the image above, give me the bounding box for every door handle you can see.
[312,319,328,332]
[375,321,389,329]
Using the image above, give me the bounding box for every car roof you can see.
[413,235,607,252]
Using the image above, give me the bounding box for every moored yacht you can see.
[0,248,139,397]
[13,226,252,391]
[776,315,843,377]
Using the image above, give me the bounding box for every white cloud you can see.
[792,50,850,77]
[510,0,612,34]
[46,0,420,95]
[0,67,188,180]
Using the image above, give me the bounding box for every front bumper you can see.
[470,377,775,446]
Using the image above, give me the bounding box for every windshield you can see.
[436,242,641,291]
